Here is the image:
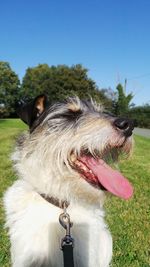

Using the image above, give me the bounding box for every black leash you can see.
[59,205,74,267]
[40,194,74,266]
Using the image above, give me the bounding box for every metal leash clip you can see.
[59,203,74,249]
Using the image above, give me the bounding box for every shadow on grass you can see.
[0,119,7,123]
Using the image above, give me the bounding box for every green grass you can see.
[0,119,27,267]
[0,119,150,267]
[106,136,150,267]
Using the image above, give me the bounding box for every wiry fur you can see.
[4,97,133,267]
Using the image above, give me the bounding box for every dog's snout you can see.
[114,118,134,137]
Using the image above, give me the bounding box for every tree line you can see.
[0,61,149,128]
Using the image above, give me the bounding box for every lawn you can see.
[0,119,149,267]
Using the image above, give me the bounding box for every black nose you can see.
[114,118,134,137]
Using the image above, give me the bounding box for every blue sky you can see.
[1,0,150,106]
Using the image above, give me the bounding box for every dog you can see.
[4,95,134,267]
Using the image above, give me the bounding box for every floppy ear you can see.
[17,94,48,128]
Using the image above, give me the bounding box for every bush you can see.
[128,105,150,129]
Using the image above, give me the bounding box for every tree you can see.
[128,104,150,128]
[100,87,117,111]
[114,83,133,116]
[0,62,20,117]
[21,64,111,106]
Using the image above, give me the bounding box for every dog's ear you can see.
[17,94,48,128]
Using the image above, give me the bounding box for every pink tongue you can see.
[81,157,133,200]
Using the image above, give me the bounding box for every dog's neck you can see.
[40,194,69,209]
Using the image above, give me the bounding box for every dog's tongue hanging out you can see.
[80,156,133,200]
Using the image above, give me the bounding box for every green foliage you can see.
[0,60,149,130]
[114,83,133,116]
[0,62,20,118]
[113,83,150,128]
[21,64,111,106]
[101,87,117,112]
[128,104,150,128]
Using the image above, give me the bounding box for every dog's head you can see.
[16,95,134,206]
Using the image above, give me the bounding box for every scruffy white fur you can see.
[4,180,112,267]
[4,97,133,267]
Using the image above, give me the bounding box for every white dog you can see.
[4,95,134,267]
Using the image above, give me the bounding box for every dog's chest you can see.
[4,182,112,267]
[45,204,112,267]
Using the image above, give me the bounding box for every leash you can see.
[59,202,74,267]
[40,194,74,267]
